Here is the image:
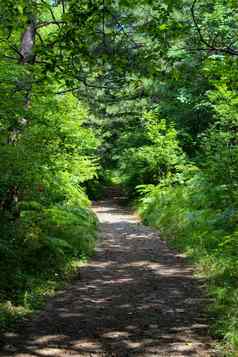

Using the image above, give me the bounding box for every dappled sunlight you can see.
[122,260,153,268]
[0,201,215,356]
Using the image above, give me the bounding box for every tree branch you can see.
[62,0,65,14]
[36,20,65,29]
[191,0,238,56]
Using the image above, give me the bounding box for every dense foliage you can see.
[0,85,99,327]
[0,1,100,327]
[1,0,238,353]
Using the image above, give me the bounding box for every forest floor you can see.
[0,198,218,356]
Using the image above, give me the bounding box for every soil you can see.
[0,199,218,356]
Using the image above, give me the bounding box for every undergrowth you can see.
[0,93,99,331]
[0,197,98,331]
[138,174,238,355]
[0,258,88,330]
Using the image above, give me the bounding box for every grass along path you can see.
[0,199,217,356]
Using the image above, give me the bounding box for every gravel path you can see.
[0,200,217,356]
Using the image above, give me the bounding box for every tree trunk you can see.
[20,23,36,64]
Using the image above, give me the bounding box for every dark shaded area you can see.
[0,202,216,356]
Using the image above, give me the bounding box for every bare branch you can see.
[9,45,24,61]
[62,0,65,14]
[35,30,44,45]
[56,87,83,95]
[36,20,65,29]
[191,0,210,48]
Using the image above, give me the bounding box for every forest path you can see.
[1,199,217,356]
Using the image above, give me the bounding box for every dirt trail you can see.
[0,200,217,356]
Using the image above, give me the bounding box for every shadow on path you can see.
[0,201,217,356]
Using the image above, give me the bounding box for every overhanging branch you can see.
[191,0,238,56]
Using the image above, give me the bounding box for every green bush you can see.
[118,112,186,196]
[138,170,238,354]
[0,92,99,328]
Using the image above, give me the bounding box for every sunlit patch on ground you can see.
[0,200,217,356]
